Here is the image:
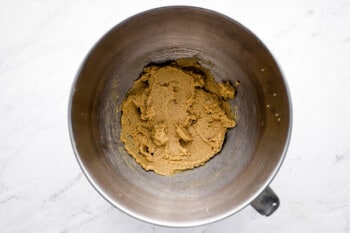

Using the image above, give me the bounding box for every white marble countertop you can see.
[1,0,349,232]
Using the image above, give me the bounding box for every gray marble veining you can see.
[1,0,350,232]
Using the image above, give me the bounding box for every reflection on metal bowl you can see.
[68,6,292,227]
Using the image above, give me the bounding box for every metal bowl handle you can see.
[251,186,280,216]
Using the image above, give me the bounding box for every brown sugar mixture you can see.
[120,59,236,176]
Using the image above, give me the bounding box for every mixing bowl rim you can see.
[68,5,293,227]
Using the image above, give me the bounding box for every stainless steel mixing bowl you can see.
[69,6,292,227]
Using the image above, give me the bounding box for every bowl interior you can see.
[69,7,291,226]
